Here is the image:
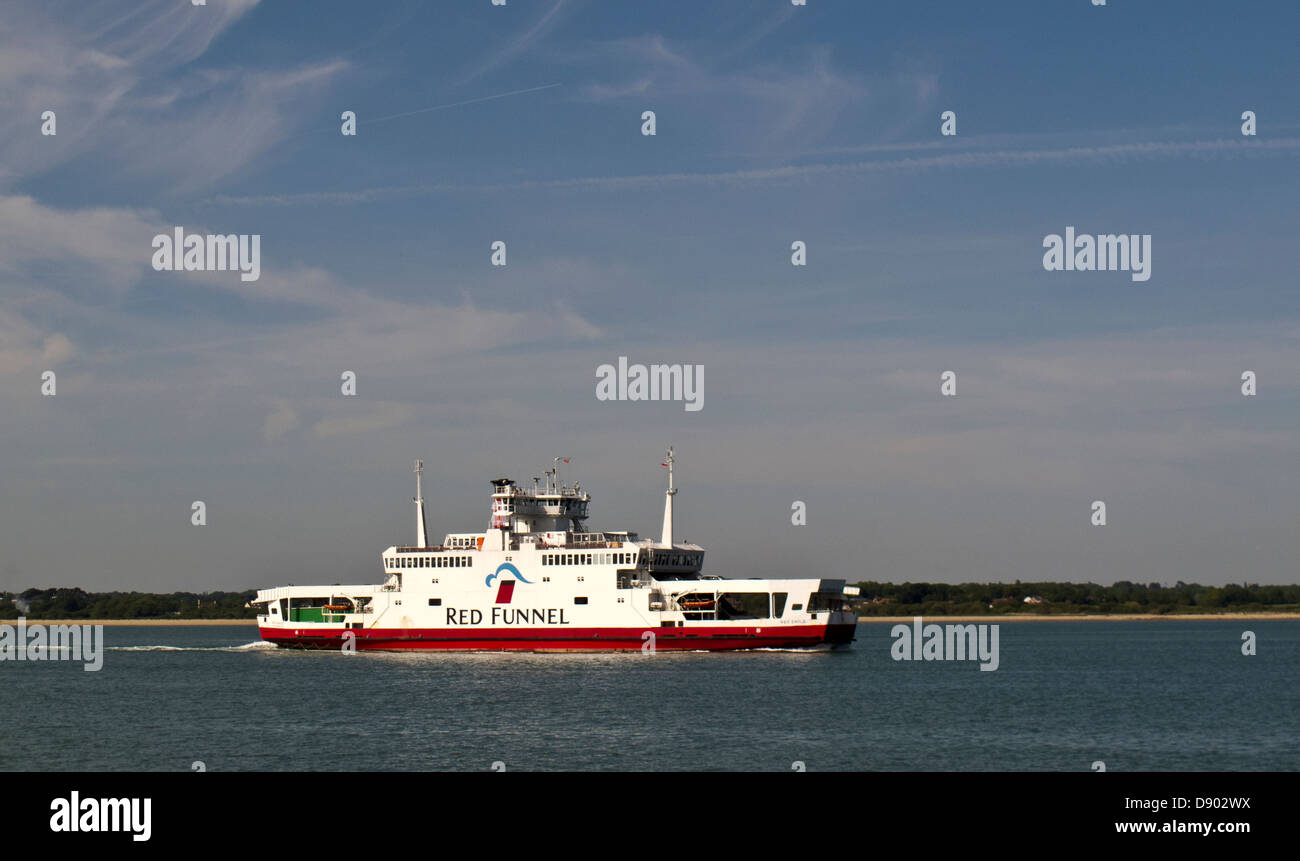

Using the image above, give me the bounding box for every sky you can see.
[1,0,1298,592]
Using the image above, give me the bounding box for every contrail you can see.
[364,83,563,126]
[211,136,1300,207]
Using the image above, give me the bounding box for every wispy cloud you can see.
[454,0,572,85]
[0,0,346,194]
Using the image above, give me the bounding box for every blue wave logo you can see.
[485,562,533,588]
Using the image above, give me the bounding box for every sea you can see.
[2,620,1296,771]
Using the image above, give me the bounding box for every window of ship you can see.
[428,598,441,606]
[773,592,788,617]
[574,596,588,605]
[677,592,714,619]
[807,594,842,613]
[791,603,803,611]
[717,592,771,620]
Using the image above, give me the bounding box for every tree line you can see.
[850,580,1300,615]
[3,581,1298,620]
[0,588,259,619]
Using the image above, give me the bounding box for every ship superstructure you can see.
[253,451,858,651]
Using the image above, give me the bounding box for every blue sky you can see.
[2,0,1298,591]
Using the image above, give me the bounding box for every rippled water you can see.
[2,621,1296,771]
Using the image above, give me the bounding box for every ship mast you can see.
[660,446,676,547]
[414,459,428,548]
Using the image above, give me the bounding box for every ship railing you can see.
[568,533,626,548]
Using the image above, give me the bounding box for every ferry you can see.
[253,451,859,651]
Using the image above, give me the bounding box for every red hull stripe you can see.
[259,624,856,651]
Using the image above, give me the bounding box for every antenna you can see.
[414,460,428,548]
[660,446,676,547]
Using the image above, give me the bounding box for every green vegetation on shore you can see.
[0,588,259,620]
[851,581,1300,616]
[3,581,1300,621]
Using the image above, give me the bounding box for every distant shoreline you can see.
[3,613,1299,626]
[858,613,1300,622]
